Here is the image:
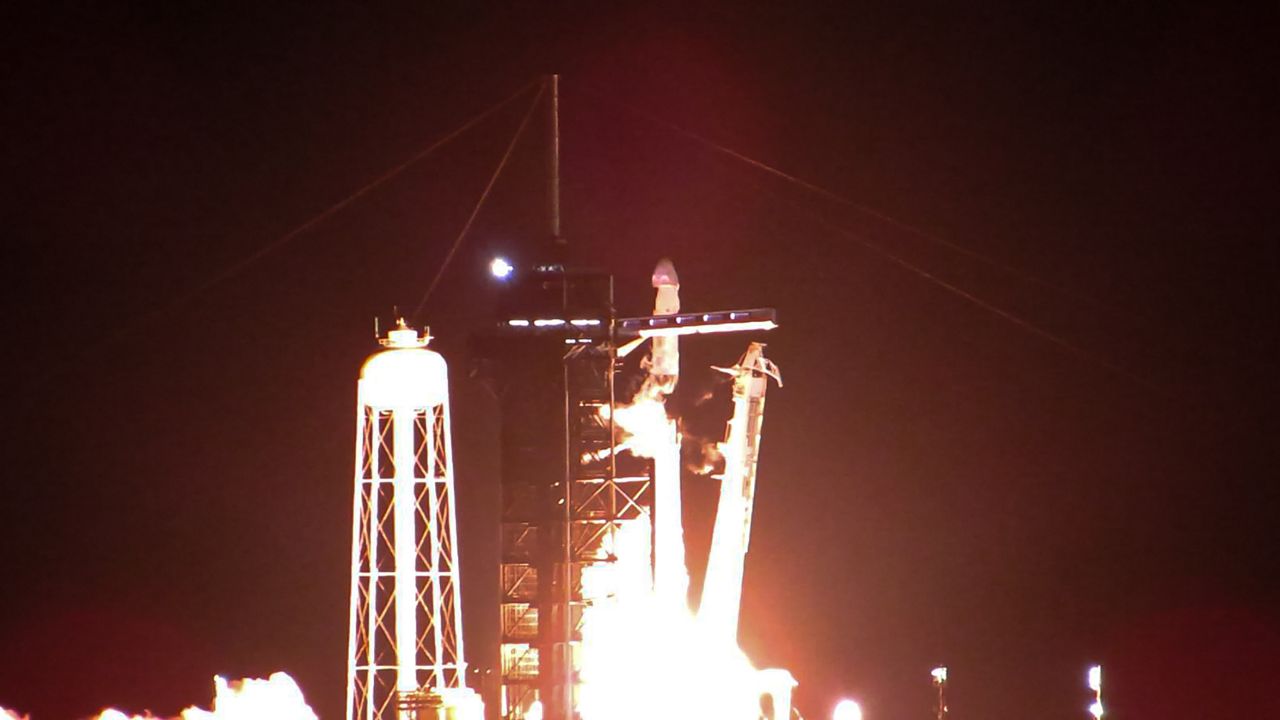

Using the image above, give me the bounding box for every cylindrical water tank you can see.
[358,325,449,409]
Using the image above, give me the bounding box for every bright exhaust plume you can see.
[577,358,785,720]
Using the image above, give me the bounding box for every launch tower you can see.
[477,261,780,720]
[476,266,655,720]
[474,74,779,720]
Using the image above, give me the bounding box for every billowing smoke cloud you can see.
[92,673,316,720]
[3,673,316,720]
[683,434,724,475]
[0,672,321,720]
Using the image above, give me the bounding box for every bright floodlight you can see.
[1089,700,1104,719]
[1088,665,1102,692]
[490,257,514,279]
[931,666,948,684]
[833,699,863,720]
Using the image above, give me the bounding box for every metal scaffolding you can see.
[347,322,478,720]
[479,267,654,720]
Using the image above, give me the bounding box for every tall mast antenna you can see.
[548,74,563,247]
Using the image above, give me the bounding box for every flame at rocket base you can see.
[653,417,689,610]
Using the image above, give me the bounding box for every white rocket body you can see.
[650,258,681,385]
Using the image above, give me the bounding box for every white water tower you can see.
[346,320,481,720]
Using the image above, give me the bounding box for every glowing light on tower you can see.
[931,665,948,720]
[1087,665,1103,719]
[347,320,481,720]
[490,257,515,279]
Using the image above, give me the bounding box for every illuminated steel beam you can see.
[617,308,777,338]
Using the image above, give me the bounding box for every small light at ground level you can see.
[833,698,863,720]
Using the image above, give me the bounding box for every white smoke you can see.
[685,434,724,475]
[87,672,316,720]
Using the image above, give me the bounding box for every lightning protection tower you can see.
[347,320,482,720]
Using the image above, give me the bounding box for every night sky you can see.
[3,3,1277,719]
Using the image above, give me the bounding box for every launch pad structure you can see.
[474,262,779,720]
[346,269,780,720]
[474,265,640,720]
[477,77,784,720]
[346,76,783,720]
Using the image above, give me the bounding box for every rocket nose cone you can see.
[652,257,679,287]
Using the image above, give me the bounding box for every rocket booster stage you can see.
[699,342,782,643]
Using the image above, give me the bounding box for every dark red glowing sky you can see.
[3,4,1277,719]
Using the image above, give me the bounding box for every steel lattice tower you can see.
[347,321,479,720]
[474,266,655,720]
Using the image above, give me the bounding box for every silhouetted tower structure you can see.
[475,265,655,720]
[468,74,653,720]
[476,74,777,720]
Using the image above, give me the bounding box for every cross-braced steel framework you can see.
[481,267,655,720]
[348,347,467,720]
[496,339,654,720]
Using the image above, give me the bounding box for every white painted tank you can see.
[358,324,449,409]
